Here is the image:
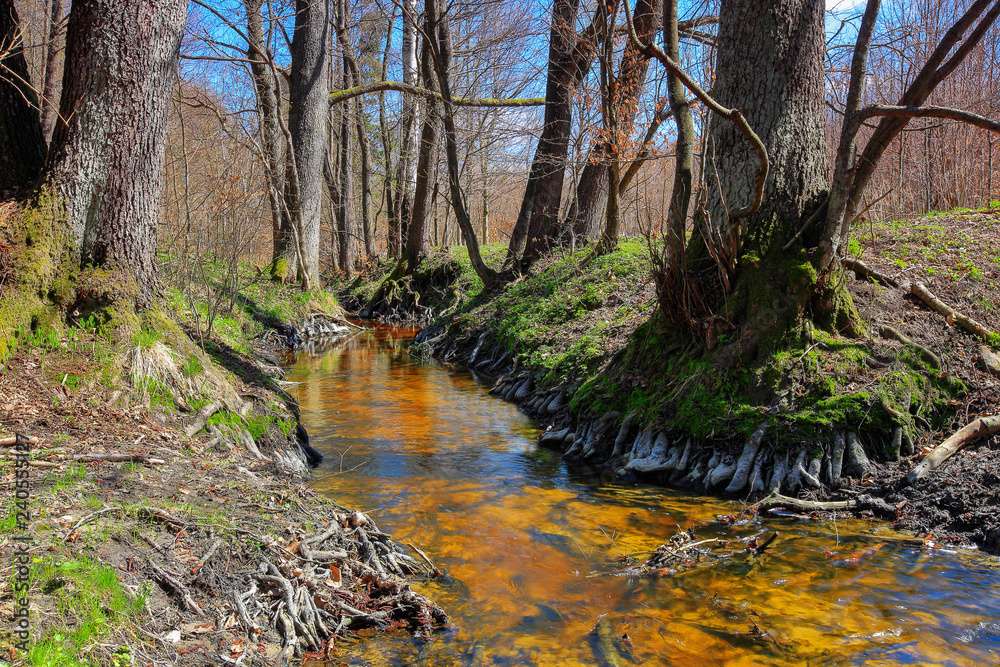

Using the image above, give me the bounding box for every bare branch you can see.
[858,105,1000,133]
[328,80,545,108]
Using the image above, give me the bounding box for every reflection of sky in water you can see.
[288,326,1000,666]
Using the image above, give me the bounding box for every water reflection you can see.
[287,325,1000,665]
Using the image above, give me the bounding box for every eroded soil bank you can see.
[343,207,1000,554]
[0,302,444,664]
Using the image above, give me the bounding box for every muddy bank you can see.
[0,311,445,665]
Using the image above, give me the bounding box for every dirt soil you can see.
[0,326,445,664]
[842,207,1000,551]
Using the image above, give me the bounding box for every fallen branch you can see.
[905,415,1000,484]
[755,491,857,513]
[0,452,166,466]
[149,561,204,615]
[842,257,898,288]
[910,282,996,342]
[0,433,38,447]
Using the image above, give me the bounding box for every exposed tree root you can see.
[905,415,1000,485]
[878,325,941,369]
[843,257,899,288]
[755,491,856,512]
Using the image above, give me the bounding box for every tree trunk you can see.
[567,0,660,244]
[663,0,695,271]
[335,0,354,275]
[507,0,600,268]
[287,0,330,287]
[45,0,187,307]
[377,5,397,257]
[710,0,827,255]
[685,0,827,354]
[333,0,373,260]
[39,0,65,145]
[0,0,45,194]
[405,35,439,271]
[426,0,498,287]
[390,0,420,257]
[245,0,294,280]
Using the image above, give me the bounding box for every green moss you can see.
[27,556,146,666]
[0,194,75,366]
[271,256,289,281]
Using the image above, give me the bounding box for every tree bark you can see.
[507,0,602,268]
[333,0,373,260]
[245,0,294,280]
[334,0,354,275]
[567,0,660,244]
[39,0,65,144]
[663,0,696,271]
[287,0,330,287]
[45,0,187,306]
[708,0,827,257]
[405,35,438,271]
[680,0,827,354]
[0,0,45,194]
[390,0,420,257]
[426,0,499,287]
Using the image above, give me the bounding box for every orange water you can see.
[288,324,1000,665]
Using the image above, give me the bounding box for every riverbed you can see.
[287,323,999,665]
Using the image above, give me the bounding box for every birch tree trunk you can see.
[390,0,420,257]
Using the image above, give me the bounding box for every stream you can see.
[286,323,999,665]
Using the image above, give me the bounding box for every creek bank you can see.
[1,257,446,663]
[347,210,1000,554]
[415,323,999,553]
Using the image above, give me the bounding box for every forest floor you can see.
[344,204,1000,554]
[0,254,445,665]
